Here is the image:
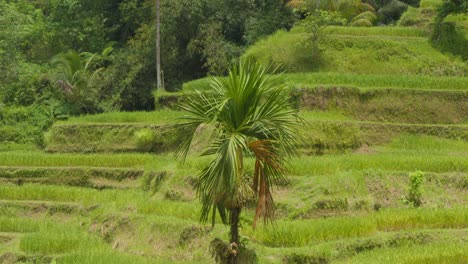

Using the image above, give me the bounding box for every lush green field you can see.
[1,4,468,261]
[2,88,468,262]
[58,110,184,125]
[183,73,468,92]
[1,133,467,262]
[242,30,467,75]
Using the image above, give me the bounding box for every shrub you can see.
[352,11,378,25]
[179,225,211,246]
[209,238,258,264]
[398,7,424,26]
[283,253,329,264]
[141,171,167,193]
[134,128,157,152]
[351,18,373,27]
[404,171,425,207]
[0,105,54,146]
[314,198,349,210]
[165,189,182,201]
[337,0,376,22]
[378,0,409,24]
[431,22,468,60]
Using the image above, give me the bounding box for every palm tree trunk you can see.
[155,0,163,90]
[228,147,243,263]
[229,207,241,264]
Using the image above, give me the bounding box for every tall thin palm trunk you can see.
[229,207,241,264]
[155,0,163,90]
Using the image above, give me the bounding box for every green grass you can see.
[58,110,184,125]
[285,73,468,91]
[0,217,42,232]
[300,111,353,121]
[289,153,467,176]
[385,134,468,153]
[336,242,468,264]
[249,208,468,247]
[0,146,465,176]
[183,72,468,92]
[2,7,468,262]
[243,29,467,75]
[319,26,429,37]
[0,151,157,168]
[59,110,353,125]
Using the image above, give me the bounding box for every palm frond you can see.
[173,60,302,230]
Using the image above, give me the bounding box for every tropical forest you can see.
[0,0,467,263]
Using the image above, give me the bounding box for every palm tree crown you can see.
[174,61,302,235]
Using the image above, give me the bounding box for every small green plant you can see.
[283,253,328,264]
[165,189,182,201]
[404,171,425,207]
[302,10,346,58]
[141,171,167,193]
[134,129,156,152]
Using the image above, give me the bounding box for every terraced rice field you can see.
[1,24,467,263]
[2,93,467,263]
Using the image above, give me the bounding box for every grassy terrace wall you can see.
[241,27,467,75]
[158,86,467,124]
[0,166,145,189]
[45,124,173,153]
[46,84,468,154]
[302,121,468,154]
[296,87,468,124]
[181,73,468,92]
[45,119,467,154]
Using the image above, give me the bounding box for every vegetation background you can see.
[0,0,467,263]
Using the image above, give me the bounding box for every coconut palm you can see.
[50,50,103,114]
[51,50,93,100]
[173,61,302,263]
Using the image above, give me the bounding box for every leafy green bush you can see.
[135,129,157,152]
[337,0,376,22]
[243,30,314,72]
[431,22,468,60]
[398,7,424,26]
[283,253,328,264]
[352,12,378,25]
[0,105,54,146]
[141,171,167,193]
[378,0,409,24]
[404,171,425,207]
[351,19,373,27]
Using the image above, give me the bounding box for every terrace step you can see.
[285,121,467,155]
[45,123,173,153]
[0,166,149,189]
[0,200,85,213]
[0,232,17,244]
[297,87,468,124]
[280,229,468,264]
[0,252,54,264]
[158,86,468,117]
[44,120,468,154]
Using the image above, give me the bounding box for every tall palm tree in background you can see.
[173,61,302,263]
[155,0,163,90]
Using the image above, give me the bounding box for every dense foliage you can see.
[430,0,468,59]
[0,0,295,114]
[1,0,466,149]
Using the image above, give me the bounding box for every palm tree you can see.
[173,61,302,263]
[50,50,103,113]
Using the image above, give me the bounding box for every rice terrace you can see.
[0,0,467,263]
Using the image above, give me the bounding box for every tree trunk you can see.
[155,0,163,90]
[229,207,241,264]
